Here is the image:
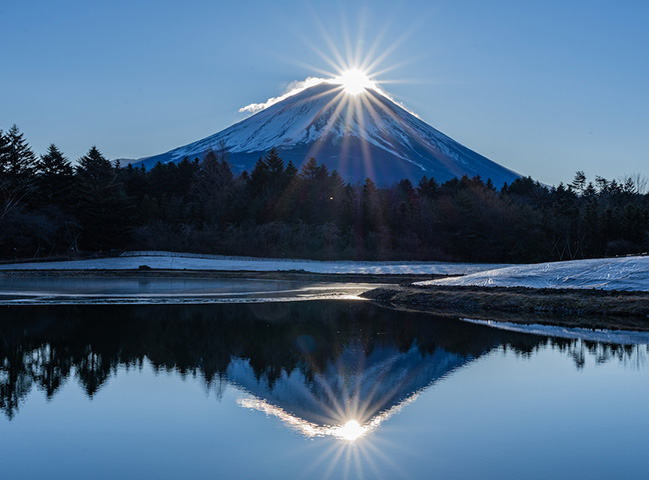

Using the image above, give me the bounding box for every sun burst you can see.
[334,419,367,441]
[334,69,377,95]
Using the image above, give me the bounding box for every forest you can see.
[1,124,648,263]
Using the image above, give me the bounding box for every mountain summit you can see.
[134,82,520,185]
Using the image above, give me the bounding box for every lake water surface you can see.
[0,276,374,304]
[1,300,648,479]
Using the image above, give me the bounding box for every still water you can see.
[0,276,374,304]
[1,301,648,479]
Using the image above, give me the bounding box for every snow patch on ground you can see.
[0,251,510,275]
[416,255,649,292]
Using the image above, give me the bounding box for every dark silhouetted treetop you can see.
[264,147,284,176]
[37,144,73,178]
[76,146,115,186]
[74,146,131,250]
[300,157,319,181]
[417,176,439,198]
[570,170,587,194]
[0,124,37,184]
[35,144,74,207]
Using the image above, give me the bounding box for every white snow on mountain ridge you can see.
[126,75,523,186]
[167,84,432,159]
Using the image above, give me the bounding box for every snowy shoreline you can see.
[2,252,647,293]
[2,251,648,340]
[0,251,508,276]
[460,318,649,345]
[416,254,649,292]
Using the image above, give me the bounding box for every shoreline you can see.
[0,268,441,285]
[360,285,649,332]
[3,268,649,332]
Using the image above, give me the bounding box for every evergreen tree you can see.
[35,144,74,207]
[0,126,38,248]
[361,178,381,231]
[285,160,298,180]
[417,176,438,198]
[0,129,9,161]
[75,146,131,250]
[300,157,319,181]
[570,170,587,195]
[0,124,37,187]
[119,163,149,203]
[397,179,416,202]
[191,149,234,224]
[76,146,114,185]
[248,156,270,194]
[264,148,284,177]
[0,128,13,214]
[264,148,293,192]
[175,157,199,197]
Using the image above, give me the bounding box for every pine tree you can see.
[361,178,381,232]
[248,156,270,194]
[191,149,235,223]
[0,128,11,201]
[38,144,73,178]
[300,157,319,181]
[264,148,284,177]
[417,176,438,198]
[570,171,587,195]
[0,124,37,186]
[175,156,199,198]
[284,160,298,185]
[35,144,74,207]
[0,129,9,161]
[75,146,131,250]
[329,170,346,191]
[76,146,114,185]
[398,179,416,199]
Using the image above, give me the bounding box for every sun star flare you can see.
[334,69,376,95]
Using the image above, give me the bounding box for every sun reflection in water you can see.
[236,390,419,443]
[334,420,367,442]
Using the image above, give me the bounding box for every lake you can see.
[1,299,648,479]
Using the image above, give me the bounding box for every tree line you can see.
[1,124,648,262]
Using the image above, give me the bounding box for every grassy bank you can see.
[361,285,649,331]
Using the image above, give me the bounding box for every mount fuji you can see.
[132,82,521,186]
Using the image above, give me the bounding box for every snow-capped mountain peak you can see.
[133,81,520,185]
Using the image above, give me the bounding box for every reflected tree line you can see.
[1,124,648,262]
[1,302,645,419]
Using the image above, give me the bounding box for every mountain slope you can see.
[134,82,520,185]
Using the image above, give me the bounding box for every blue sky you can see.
[1,0,647,185]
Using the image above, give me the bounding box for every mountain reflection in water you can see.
[1,301,646,435]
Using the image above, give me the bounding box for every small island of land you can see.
[360,284,649,332]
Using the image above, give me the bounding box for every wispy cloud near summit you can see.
[239,77,328,113]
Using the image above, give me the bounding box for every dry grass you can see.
[361,285,649,331]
